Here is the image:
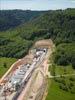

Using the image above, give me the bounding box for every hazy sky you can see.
[0,0,75,10]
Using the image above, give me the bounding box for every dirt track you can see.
[22,40,54,100]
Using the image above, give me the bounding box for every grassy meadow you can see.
[0,57,17,78]
[46,64,75,100]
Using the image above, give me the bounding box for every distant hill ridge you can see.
[0,8,75,60]
[0,10,45,31]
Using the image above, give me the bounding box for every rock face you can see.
[34,39,53,48]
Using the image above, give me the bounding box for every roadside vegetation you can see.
[0,57,17,78]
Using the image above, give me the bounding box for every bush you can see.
[69,77,75,81]
[51,64,56,76]
[71,57,75,69]
[59,84,68,91]
[70,86,75,94]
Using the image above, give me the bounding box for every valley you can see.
[0,8,75,100]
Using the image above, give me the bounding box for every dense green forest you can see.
[0,8,75,67]
[54,43,75,68]
[0,10,45,31]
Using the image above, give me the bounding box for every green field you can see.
[46,79,75,100]
[50,64,75,76]
[0,57,17,78]
[46,65,75,100]
[55,65,75,75]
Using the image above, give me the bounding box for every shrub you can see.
[59,84,68,91]
[69,77,75,81]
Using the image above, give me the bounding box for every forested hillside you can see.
[0,10,45,31]
[0,8,75,67]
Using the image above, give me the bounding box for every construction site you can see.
[0,39,54,100]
